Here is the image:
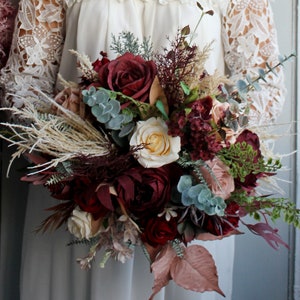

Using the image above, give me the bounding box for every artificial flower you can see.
[203,201,240,236]
[200,157,235,200]
[54,86,88,119]
[141,216,178,247]
[211,100,230,124]
[97,52,157,103]
[72,177,111,219]
[115,165,173,219]
[130,117,181,168]
[67,207,101,239]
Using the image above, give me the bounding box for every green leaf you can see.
[181,25,190,36]
[180,81,191,95]
[155,100,169,120]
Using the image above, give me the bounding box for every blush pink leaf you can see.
[149,244,177,300]
[170,245,225,296]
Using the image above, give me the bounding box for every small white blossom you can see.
[158,207,178,221]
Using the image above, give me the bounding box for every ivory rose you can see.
[129,117,180,168]
[200,157,235,200]
[67,207,101,239]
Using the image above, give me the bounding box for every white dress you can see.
[0,0,285,300]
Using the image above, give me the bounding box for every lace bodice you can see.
[1,0,285,124]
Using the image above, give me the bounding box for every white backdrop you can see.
[0,0,299,300]
[232,0,299,299]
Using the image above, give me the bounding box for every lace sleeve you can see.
[0,0,65,108]
[222,0,285,125]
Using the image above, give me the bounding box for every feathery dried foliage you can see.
[37,200,76,233]
[0,93,112,175]
[69,49,98,83]
[155,29,199,107]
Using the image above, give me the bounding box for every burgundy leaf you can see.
[23,152,49,165]
[244,222,289,249]
[196,229,243,241]
[96,184,115,211]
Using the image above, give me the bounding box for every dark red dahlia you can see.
[114,164,175,219]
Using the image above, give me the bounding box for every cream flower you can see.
[67,207,99,240]
[129,117,180,168]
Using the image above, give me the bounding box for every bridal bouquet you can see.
[1,11,299,299]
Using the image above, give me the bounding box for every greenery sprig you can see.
[230,191,300,229]
[218,142,282,182]
[110,31,153,60]
[236,53,296,94]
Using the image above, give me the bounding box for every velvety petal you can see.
[96,184,114,211]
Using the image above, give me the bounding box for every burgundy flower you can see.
[235,129,261,162]
[203,202,240,236]
[97,52,157,103]
[141,216,178,247]
[71,177,111,219]
[235,129,263,191]
[168,96,222,161]
[92,51,110,72]
[114,165,174,219]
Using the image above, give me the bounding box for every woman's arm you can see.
[221,0,286,124]
[0,0,65,108]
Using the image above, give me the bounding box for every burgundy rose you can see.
[141,216,178,247]
[114,165,175,219]
[97,52,157,103]
[203,201,240,236]
[72,177,111,219]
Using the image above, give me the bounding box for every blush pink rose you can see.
[211,100,230,124]
[200,157,235,200]
[54,87,89,119]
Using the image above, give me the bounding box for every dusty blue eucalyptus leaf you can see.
[91,106,111,123]
[177,175,193,193]
[106,115,125,130]
[119,122,135,137]
[181,189,194,206]
[252,81,262,91]
[236,79,248,93]
[188,184,204,199]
